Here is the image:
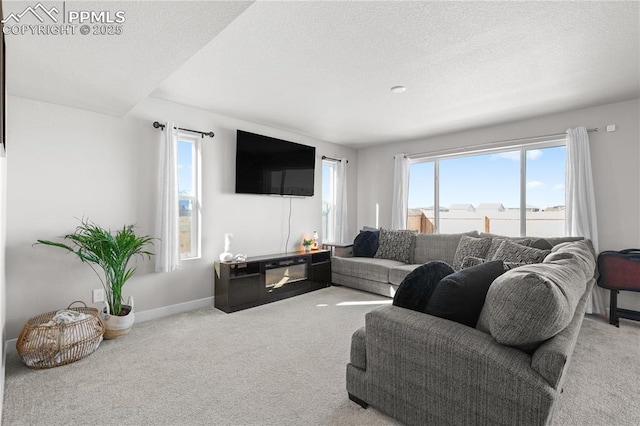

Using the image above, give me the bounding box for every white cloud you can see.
[553,183,564,190]
[527,180,545,189]
[491,151,519,161]
[527,150,543,160]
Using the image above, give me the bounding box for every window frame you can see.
[408,138,566,236]
[177,133,202,260]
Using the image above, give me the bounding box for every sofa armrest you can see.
[350,327,367,369]
[324,242,353,257]
[363,305,556,425]
[531,278,594,387]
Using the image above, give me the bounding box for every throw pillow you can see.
[362,226,380,233]
[426,260,505,327]
[352,231,379,258]
[491,240,550,264]
[460,256,486,269]
[374,229,417,263]
[529,238,553,250]
[393,261,454,312]
[452,235,492,271]
[485,238,532,260]
[461,256,526,271]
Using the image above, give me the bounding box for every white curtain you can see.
[391,154,408,230]
[334,158,349,243]
[565,126,605,315]
[155,122,181,272]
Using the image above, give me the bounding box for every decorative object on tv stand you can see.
[312,231,319,250]
[302,238,314,252]
[219,233,234,261]
[36,218,154,339]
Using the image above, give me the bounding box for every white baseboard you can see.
[134,296,214,323]
[4,296,215,356]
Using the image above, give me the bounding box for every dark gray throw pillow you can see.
[352,231,379,258]
[393,261,454,312]
[426,260,505,327]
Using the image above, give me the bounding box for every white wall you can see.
[5,95,356,339]
[357,98,640,311]
[0,148,6,418]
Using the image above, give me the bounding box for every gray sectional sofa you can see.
[332,231,478,297]
[338,231,596,425]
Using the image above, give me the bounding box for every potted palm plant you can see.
[37,219,154,339]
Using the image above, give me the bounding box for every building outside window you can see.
[177,134,201,258]
[407,142,566,237]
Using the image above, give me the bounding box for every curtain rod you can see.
[153,121,215,138]
[322,155,349,163]
[406,128,598,159]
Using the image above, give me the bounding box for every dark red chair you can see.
[597,249,640,327]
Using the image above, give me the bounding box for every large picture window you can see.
[407,141,566,237]
[177,134,201,258]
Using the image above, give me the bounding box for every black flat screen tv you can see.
[235,130,316,196]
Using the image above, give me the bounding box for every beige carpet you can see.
[2,286,639,425]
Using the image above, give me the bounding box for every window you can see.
[322,160,336,242]
[407,141,566,237]
[177,134,201,258]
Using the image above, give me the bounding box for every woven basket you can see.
[16,301,105,369]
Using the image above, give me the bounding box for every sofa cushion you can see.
[491,240,550,264]
[413,231,478,266]
[480,233,552,254]
[546,240,596,277]
[477,240,595,350]
[374,229,417,263]
[545,236,583,246]
[393,261,454,312]
[426,260,505,327]
[388,264,421,286]
[331,256,405,283]
[452,235,492,271]
[353,231,379,258]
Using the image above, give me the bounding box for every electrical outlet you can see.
[92,289,105,303]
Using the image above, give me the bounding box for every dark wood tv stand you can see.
[214,250,331,313]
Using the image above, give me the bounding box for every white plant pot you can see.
[101,296,135,339]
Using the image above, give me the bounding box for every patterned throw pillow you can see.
[374,229,417,263]
[491,240,550,264]
[485,238,532,260]
[460,256,486,269]
[461,255,527,271]
[452,235,492,271]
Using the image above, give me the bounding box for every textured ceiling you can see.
[5,1,640,147]
[4,0,254,116]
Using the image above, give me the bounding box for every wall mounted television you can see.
[235,130,316,197]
